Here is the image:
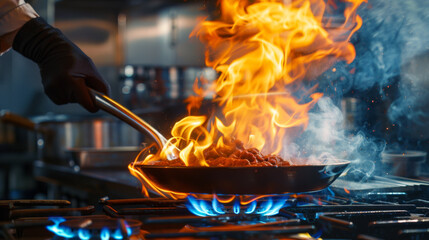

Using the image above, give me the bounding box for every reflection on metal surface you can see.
[125,3,206,66]
[118,65,217,109]
[57,20,118,66]
[381,150,427,177]
[93,120,103,149]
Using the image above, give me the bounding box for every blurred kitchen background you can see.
[0,0,428,202]
[0,0,217,116]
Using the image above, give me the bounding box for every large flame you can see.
[130,0,365,198]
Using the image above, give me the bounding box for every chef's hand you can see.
[12,17,110,113]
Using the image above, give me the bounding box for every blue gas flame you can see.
[112,229,123,240]
[233,200,241,214]
[312,229,323,238]
[212,197,226,214]
[244,200,257,214]
[100,227,110,240]
[109,226,133,240]
[187,195,218,216]
[256,197,273,215]
[46,217,75,238]
[185,189,335,217]
[186,195,290,217]
[112,228,132,240]
[47,217,133,240]
[77,229,91,240]
[265,198,287,216]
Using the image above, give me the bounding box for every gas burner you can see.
[3,177,429,240]
[47,217,142,240]
[186,195,291,216]
[185,189,334,217]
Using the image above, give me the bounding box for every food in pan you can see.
[148,138,291,167]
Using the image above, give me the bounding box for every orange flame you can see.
[184,78,206,114]
[129,0,365,197]
[344,187,350,194]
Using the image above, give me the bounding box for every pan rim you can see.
[133,159,351,169]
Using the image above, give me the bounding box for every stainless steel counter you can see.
[33,160,144,204]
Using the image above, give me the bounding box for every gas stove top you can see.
[2,176,429,240]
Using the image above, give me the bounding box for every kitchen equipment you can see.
[66,146,142,169]
[0,110,36,153]
[0,112,142,164]
[381,150,427,177]
[5,176,429,240]
[90,89,178,160]
[134,160,350,195]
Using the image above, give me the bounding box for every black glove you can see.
[12,17,110,113]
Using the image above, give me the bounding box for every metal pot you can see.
[0,110,36,153]
[1,112,144,166]
[66,146,142,170]
[381,150,427,177]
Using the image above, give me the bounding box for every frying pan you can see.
[90,90,350,195]
[133,161,349,195]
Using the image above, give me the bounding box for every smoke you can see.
[289,0,429,180]
[389,69,429,127]
[361,0,429,128]
[310,0,429,163]
[321,0,429,124]
[283,98,385,179]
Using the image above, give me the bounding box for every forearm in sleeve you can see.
[0,0,38,54]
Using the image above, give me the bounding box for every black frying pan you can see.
[134,160,350,195]
[89,90,349,195]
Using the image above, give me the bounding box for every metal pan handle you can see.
[0,110,36,130]
[89,89,178,160]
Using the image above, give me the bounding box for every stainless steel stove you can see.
[2,176,429,240]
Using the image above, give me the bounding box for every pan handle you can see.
[0,110,36,130]
[89,89,178,160]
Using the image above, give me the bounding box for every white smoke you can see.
[321,0,429,125]
[301,0,429,174]
[282,97,385,180]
